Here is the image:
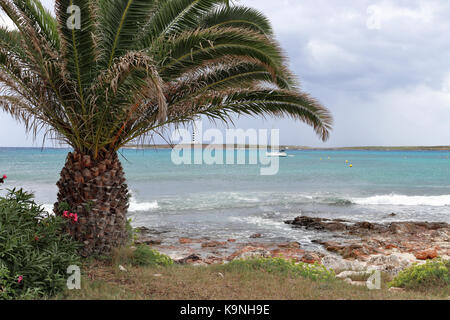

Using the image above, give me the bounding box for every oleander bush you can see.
[224,257,335,281]
[389,258,450,290]
[0,189,81,299]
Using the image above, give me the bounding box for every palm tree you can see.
[0,0,333,256]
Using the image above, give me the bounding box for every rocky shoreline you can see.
[135,215,450,280]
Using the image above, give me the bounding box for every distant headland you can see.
[123,144,450,151]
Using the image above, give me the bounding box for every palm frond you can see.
[172,89,333,141]
[198,5,273,35]
[138,0,229,47]
[55,0,97,112]
[98,0,157,69]
[12,0,60,48]
[169,59,293,104]
[157,27,285,80]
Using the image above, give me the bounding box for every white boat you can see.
[266,150,288,157]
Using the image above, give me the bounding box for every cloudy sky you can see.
[1,0,450,147]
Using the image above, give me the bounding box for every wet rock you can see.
[316,241,345,254]
[179,238,202,244]
[285,216,348,232]
[201,241,228,248]
[389,222,448,235]
[278,242,301,249]
[134,226,151,233]
[176,254,202,264]
[250,233,263,239]
[135,227,169,235]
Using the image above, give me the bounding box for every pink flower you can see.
[17,275,23,283]
[63,211,69,218]
[2,175,6,179]
[73,213,78,222]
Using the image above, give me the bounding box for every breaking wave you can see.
[352,194,450,207]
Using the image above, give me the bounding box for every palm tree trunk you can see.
[54,151,129,256]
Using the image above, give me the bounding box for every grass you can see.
[389,259,449,290]
[55,247,449,300]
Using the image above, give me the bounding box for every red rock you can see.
[385,244,398,249]
[203,256,225,265]
[227,239,236,242]
[179,238,202,244]
[228,246,270,260]
[301,253,321,264]
[414,249,438,260]
[270,248,305,261]
[201,241,227,248]
[278,242,301,249]
[321,241,344,254]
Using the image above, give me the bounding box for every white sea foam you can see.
[129,198,159,212]
[41,199,159,214]
[41,203,54,214]
[229,216,289,230]
[352,194,450,207]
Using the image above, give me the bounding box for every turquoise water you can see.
[1,147,450,245]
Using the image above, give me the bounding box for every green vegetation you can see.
[224,257,335,281]
[109,245,173,268]
[389,259,450,290]
[130,245,174,267]
[0,189,81,299]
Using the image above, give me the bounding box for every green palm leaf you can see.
[198,5,273,35]
[55,0,96,112]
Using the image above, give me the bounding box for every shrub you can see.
[389,258,449,290]
[0,188,81,299]
[224,257,335,281]
[130,245,173,267]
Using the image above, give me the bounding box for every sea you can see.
[1,147,450,247]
